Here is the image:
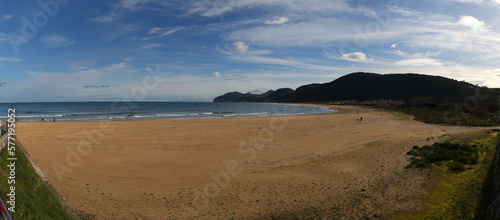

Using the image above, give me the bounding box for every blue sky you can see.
[0,0,499,102]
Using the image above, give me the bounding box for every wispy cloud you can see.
[227,18,362,47]
[265,16,289,25]
[208,71,238,80]
[0,14,13,22]
[394,58,443,66]
[393,50,441,59]
[104,62,128,70]
[444,0,500,7]
[138,43,165,50]
[90,0,172,23]
[90,11,121,23]
[142,27,185,40]
[39,35,74,48]
[228,12,500,58]
[0,57,22,62]
[230,54,347,72]
[188,0,351,17]
[91,0,147,22]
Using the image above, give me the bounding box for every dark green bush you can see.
[447,161,466,172]
[406,141,479,172]
[457,156,469,164]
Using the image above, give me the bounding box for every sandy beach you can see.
[15,105,482,219]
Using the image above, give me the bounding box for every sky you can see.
[0,0,499,102]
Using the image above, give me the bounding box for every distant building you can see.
[331,99,404,106]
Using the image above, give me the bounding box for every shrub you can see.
[469,157,478,165]
[407,150,418,156]
[447,161,466,172]
[457,156,468,164]
[406,141,479,172]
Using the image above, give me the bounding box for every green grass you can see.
[0,142,75,220]
[395,132,499,219]
[374,106,497,127]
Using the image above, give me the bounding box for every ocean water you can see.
[0,102,336,122]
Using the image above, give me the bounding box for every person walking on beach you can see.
[360,117,363,122]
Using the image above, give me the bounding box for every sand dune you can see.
[16,105,481,219]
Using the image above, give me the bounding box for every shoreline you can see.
[13,102,338,123]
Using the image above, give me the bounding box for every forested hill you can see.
[214,72,497,104]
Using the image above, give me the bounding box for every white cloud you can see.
[390,43,397,48]
[458,15,487,32]
[90,0,164,22]
[386,6,423,17]
[211,71,222,77]
[0,57,22,62]
[104,62,128,70]
[230,54,347,72]
[39,35,74,48]
[445,0,500,8]
[142,27,184,40]
[89,12,121,23]
[265,16,289,25]
[228,18,356,47]
[395,50,408,56]
[394,50,441,59]
[188,0,351,17]
[444,0,484,3]
[209,71,238,80]
[231,41,249,53]
[117,0,148,10]
[341,52,367,62]
[138,43,165,50]
[394,58,443,66]
[0,14,13,22]
[149,27,181,36]
[228,13,500,59]
[7,62,148,101]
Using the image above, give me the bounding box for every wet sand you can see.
[15,105,481,219]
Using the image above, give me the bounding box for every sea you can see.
[0,102,336,122]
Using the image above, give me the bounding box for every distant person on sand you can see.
[360,117,363,122]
